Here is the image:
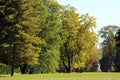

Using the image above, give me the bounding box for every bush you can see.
[33,50,60,73]
[0,63,11,74]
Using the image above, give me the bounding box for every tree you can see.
[60,5,81,73]
[33,0,67,73]
[76,14,98,71]
[99,25,119,72]
[0,0,41,76]
[114,29,120,72]
[60,5,98,73]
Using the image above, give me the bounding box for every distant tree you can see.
[114,29,120,72]
[0,0,41,76]
[99,25,119,72]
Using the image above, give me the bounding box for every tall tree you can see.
[114,29,120,72]
[76,14,98,70]
[60,5,81,73]
[34,0,67,73]
[99,25,119,72]
[0,0,41,76]
[60,5,98,73]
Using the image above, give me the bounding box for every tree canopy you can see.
[99,25,120,72]
[0,0,100,75]
[0,0,42,76]
[60,5,98,72]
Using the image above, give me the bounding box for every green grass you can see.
[0,72,120,80]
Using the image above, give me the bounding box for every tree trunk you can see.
[62,55,69,72]
[29,68,33,74]
[11,44,16,76]
[11,62,14,76]
[67,53,71,73]
[64,41,71,73]
[20,64,28,74]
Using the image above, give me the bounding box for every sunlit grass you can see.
[0,72,120,80]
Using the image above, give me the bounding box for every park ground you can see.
[0,72,120,80]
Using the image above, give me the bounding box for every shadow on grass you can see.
[0,75,9,77]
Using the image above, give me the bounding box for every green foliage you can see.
[0,63,11,74]
[34,49,60,73]
[60,5,81,72]
[99,25,119,72]
[0,0,42,75]
[75,14,98,68]
[83,47,99,71]
[34,0,67,73]
[0,0,99,74]
[60,5,98,72]
[114,29,120,72]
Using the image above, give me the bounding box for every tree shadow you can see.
[0,75,9,77]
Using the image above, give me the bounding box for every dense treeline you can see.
[0,0,100,76]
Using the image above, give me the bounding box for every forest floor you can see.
[0,72,120,80]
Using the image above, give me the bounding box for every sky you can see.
[57,0,120,33]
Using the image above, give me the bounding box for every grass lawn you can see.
[0,72,120,80]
